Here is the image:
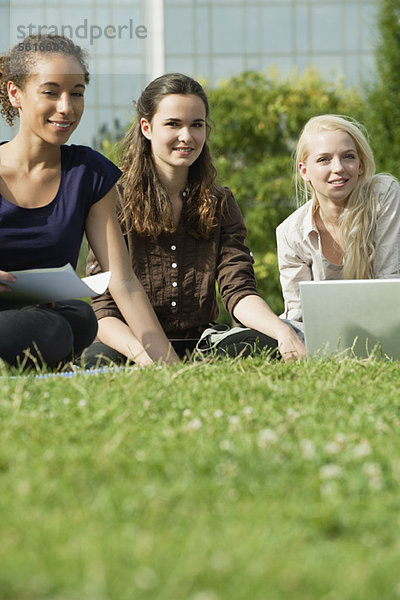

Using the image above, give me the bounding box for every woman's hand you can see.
[276,324,306,363]
[0,270,16,293]
[233,294,306,362]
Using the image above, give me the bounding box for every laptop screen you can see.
[300,279,400,359]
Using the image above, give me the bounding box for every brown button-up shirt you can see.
[86,187,259,340]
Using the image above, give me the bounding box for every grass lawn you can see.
[1,356,400,599]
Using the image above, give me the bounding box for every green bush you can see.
[207,69,366,255]
[253,251,284,315]
[364,0,400,177]
[206,69,365,307]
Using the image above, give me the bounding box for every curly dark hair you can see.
[119,73,224,239]
[0,34,89,126]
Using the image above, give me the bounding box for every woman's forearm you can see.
[97,316,153,366]
[233,294,286,336]
[109,276,179,364]
[233,294,306,361]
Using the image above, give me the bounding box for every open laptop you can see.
[300,279,400,359]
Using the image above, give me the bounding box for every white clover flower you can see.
[242,406,253,417]
[219,439,233,452]
[213,409,223,418]
[353,440,372,459]
[186,418,202,431]
[319,463,342,479]
[300,439,315,460]
[286,408,300,422]
[183,408,192,418]
[363,462,381,478]
[228,415,241,431]
[78,398,87,408]
[324,441,342,455]
[362,462,383,489]
[257,428,277,448]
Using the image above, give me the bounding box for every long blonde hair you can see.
[295,114,377,279]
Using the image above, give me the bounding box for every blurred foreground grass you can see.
[1,356,400,599]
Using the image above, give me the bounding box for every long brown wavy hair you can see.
[118,73,224,238]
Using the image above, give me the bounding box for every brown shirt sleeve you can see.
[216,189,260,315]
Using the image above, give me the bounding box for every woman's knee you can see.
[82,341,127,369]
[54,300,98,355]
[0,306,74,367]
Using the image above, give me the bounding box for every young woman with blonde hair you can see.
[276,114,400,329]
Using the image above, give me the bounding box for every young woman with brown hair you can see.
[85,73,306,366]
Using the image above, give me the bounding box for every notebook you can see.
[300,279,400,359]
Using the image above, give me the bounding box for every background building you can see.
[0,0,377,145]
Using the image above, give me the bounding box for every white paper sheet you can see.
[0,263,111,304]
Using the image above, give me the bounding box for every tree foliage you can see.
[207,69,365,254]
[364,0,400,177]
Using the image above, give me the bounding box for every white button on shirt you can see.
[171,245,176,251]
[172,281,178,287]
[172,262,177,268]
[171,301,177,307]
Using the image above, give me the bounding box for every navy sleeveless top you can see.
[0,144,121,271]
